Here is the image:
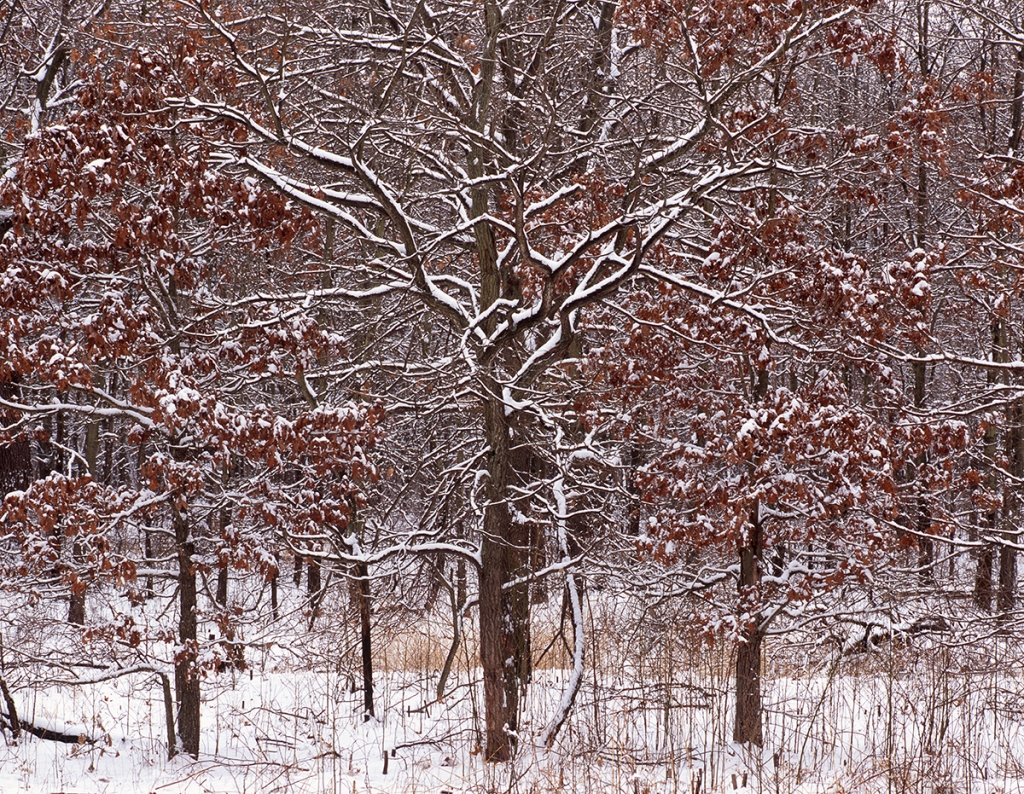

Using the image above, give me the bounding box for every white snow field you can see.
[2,584,1023,794]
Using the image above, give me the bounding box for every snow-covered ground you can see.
[2,588,1024,793]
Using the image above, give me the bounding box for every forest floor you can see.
[1,589,1022,793]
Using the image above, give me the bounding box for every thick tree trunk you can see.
[734,627,764,746]
[478,394,530,762]
[735,368,767,747]
[172,505,200,758]
[479,526,512,761]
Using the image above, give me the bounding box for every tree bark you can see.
[172,505,200,758]
[356,561,375,720]
[999,400,1023,619]
[307,558,323,630]
[976,317,1004,608]
[270,556,279,622]
[734,368,767,747]
[733,505,764,747]
[478,393,531,761]
[913,357,934,581]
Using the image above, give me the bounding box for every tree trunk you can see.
[735,368,767,747]
[215,566,228,608]
[478,394,530,762]
[999,401,1023,619]
[356,561,374,720]
[976,317,1004,608]
[270,557,279,622]
[913,357,934,581]
[733,505,764,747]
[68,396,102,625]
[68,573,86,625]
[307,558,323,630]
[216,503,230,607]
[173,505,200,758]
[975,540,995,612]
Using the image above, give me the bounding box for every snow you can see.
[4,593,1022,794]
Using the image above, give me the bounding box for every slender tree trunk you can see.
[999,401,1023,619]
[270,555,279,622]
[306,560,320,597]
[913,357,934,580]
[69,395,102,625]
[307,558,322,629]
[1009,45,1024,153]
[977,318,1007,609]
[68,556,86,625]
[356,561,374,720]
[172,505,200,758]
[734,505,765,747]
[975,539,995,611]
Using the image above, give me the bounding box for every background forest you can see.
[2,0,1024,791]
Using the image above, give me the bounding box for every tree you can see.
[0,30,379,756]
[150,0,900,757]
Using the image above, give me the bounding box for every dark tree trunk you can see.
[975,537,995,612]
[270,559,279,622]
[68,587,86,625]
[735,369,767,747]
[456,556,467,609]
[478,394,531,762]
[307,559,321,596]
[356,561,374,720]
[734,627,764,747]
[173,505,200,758]
[997,544,1016,618]
[733,506,764,747]
[1009,45,1024,153]
[999,402,1023,619]
[68,536,86,624]
[529,520,547,605]
[216,566,228,607]
[976,318,1004,608]
[916,487,933,580]
[67,401,102,625]
[144,526,155,599]
[216,503,230,607]
[913,357,934,581]
[307,558,322,629]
